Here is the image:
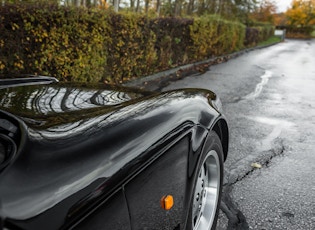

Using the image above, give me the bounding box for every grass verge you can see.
[258,36,282,46]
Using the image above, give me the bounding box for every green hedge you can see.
[149,17,194,70]
[280,26,314,39]
[0,4,111,82]
[189,15,245,60]
[245,23,275,46]
[0,4,271,83]
[105,13,157,83]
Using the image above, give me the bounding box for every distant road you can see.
[162,39,315,229]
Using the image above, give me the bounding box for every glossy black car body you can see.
[0,77,228,230]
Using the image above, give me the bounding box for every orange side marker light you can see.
[160,195,174,210]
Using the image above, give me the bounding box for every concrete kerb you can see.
[123,41,282,92]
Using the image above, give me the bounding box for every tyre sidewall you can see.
[187,131,224,230]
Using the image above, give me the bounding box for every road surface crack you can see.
[227,141,286,185]
[220,142,286,229]
[220,185,249,230]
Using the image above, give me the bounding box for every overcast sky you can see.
[274,0,292,12]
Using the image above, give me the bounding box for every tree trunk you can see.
[174,0,182,16]
[187,0,195,15]
[130,0,135,11]
[145,0,150,14]
[136,0,140,12]
[114,0,119,12]
[156,0,161,15]
[198,0,206,15]
[75,0,81,7]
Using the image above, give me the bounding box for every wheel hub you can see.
[192,150,220,230]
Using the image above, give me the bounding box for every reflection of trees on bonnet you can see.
[0,84,212,143]
[0,85,140,115]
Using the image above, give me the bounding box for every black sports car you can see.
[0,76,229,230]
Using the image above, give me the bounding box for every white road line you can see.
[243,70,273,100]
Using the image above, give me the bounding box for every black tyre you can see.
[188,131,224,230]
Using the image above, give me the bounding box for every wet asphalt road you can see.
[162,39,315,229]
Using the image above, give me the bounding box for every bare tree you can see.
[174,0,183,16]
[113,0,119,11]
[130,0,135,11]
[156,0,161,15]
[187,0,195,15]
[136,0,141,12]
[144,0,150,14]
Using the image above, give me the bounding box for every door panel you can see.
[73,189,131,230]
[124,136,189,230]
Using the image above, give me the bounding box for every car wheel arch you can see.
[183,130,224,230]
[212,118,229,161]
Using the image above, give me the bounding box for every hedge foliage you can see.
[0,4,274,83]
[0,3,110,82]
[245,22,275,46]
[149,18,194,69]
[190,15,245,60]
[280,26,314,39]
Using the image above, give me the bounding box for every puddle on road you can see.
[243,70,273,100]
[248,116,295,151]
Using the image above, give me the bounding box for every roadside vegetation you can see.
[257,36,281,46]
[0,0,314,83]
[284,0,315,38]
